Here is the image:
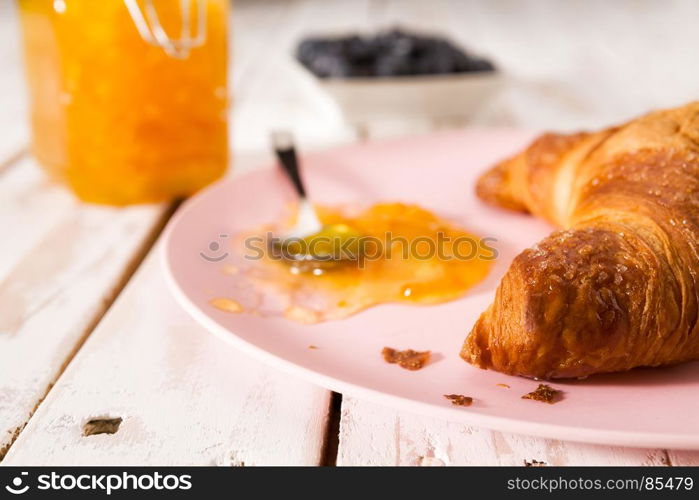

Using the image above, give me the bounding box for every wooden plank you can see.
[0,1,29,163]
[0,157,171,459]
[440,0,699,129]
[337,398,669,466]
[666,451,699,466]
[2,241,332,466]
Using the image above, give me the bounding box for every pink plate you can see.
[162,130,699,450]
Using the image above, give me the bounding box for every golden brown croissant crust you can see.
[462,102,699,379]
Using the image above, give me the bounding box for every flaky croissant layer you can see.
[462,102,699,379]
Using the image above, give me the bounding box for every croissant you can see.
[461,102,699,379]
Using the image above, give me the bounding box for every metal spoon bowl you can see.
[270,131,368,272]
[268,223,369,272]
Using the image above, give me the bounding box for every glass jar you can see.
[18,0,229,205]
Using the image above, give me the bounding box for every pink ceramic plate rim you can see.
[161,130,699,450]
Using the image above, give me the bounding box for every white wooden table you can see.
[2,0,699,466]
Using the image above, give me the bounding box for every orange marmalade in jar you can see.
[18,0,229,205]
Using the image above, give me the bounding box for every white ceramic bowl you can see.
[314,71,502,122]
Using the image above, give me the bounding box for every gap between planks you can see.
[0,148,27,176]
[320,392,343,466]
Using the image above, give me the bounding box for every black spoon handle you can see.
[271,131,307,199]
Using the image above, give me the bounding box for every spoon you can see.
[271,131,323,239]
[269,131,365,272]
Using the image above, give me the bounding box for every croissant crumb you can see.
[382,347,431,370]
[444,394,473,406]
[522,384,561,404]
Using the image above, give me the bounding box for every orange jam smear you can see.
[210,297,244,314]
[246,203,495,323]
